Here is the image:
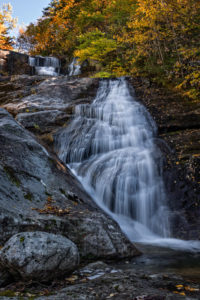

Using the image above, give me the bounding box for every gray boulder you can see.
[0,232,79,281]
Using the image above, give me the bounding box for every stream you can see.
[119,244,200,283]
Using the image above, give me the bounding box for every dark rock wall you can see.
[129,77,200,239]
[0,49,31,76]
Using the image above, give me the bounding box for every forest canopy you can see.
[17,0,200,99]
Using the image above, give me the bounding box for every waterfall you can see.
[55,78,171,241]
[68,58,81,76]
[28,56,60,76]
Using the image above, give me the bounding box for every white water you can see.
[29,56,60,76]
[68,58,81,76]
[56,78,200,252]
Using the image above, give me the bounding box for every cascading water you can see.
[29,56,60,76]
[56,78,172,242]
[68,58,81,76]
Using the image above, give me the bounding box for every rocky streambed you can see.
[0,75,199,299]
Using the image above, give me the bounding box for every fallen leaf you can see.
[107,293,117,299]
[66,275,78,283]
[185,286,199,292]
[176,284,184,290]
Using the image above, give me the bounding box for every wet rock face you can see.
[0,107,139,260]
[1,76,99,146]
[129,77,200,239]
[3,76,99,115]
[16,110,67,133]
[0,232,79,281]
[0,75,45,107]
[70,212,140,259]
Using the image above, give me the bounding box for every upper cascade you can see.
[55,78,171,241]
[68,58,81,76]
[29,56,60,76]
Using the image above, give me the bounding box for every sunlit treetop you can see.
[16,0,200,100]
[0,3,17,50]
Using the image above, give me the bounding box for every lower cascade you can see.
[29,56,60,76]
[56,78,173,242]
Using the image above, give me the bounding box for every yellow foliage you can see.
[0,3,16,50]
[18,0,200,99]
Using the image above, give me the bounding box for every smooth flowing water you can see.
[56,78,170,235]
[68,58,81,76]
[56,78,200,252]
[29,56,60,76]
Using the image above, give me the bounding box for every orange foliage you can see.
[0,3,16,50]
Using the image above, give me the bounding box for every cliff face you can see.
[0,50,31,76]
[130,77,200,239]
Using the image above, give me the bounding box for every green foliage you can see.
[75,30,118,62]
[126,0,200,100]
[93,71,115,78]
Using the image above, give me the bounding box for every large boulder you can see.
[0,232,79,281]
[0,108,139,260]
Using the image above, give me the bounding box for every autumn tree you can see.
[0,3,16,50]
[19,0,200,99]
[74,0,136,76]
[126,0,200,98]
